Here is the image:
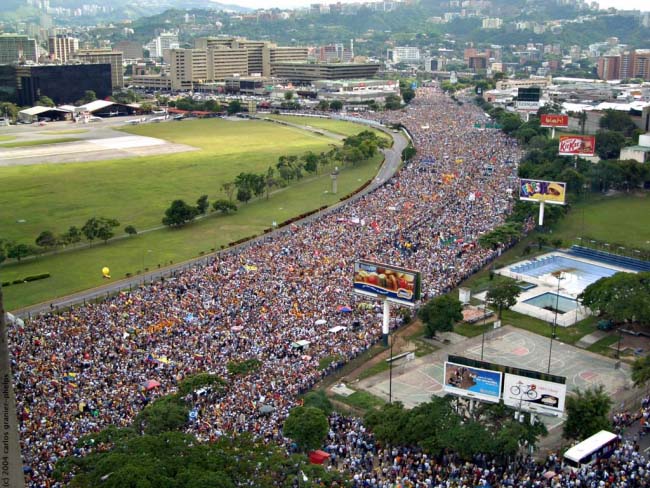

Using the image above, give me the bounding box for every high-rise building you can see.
[317,44,352,63]
[145,32,179,59]
[262,46,309,76]
[48,34,79,62]
[170,48,207,90]
[0,34,38,64]
[115,41,143,61]
[269,62,381,84]
[597,55,621,81]
[75,49,124,89]
[208,46,249,80]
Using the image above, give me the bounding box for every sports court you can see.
[356,326,631,415]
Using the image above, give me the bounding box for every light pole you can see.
[548,271,563,373]
[388,332,394,403]
[480,298,487,360]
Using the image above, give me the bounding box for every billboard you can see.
[516,87,541,110]
[559,135,596,157]
[519,178,566,205]
[444,361,502,403]
[540,114,569,128]
[353,260,421,306]
[502,374,567,415]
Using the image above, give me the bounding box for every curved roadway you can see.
[11,118,408,319]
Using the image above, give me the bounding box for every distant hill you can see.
[0,0,250,14]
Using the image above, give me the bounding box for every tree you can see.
[579,272,650,325]
[227,100,242,115]
[221,182,235,202]
[631,355,650,388]
[81,217,101,246]
[133,396,188,436]
[124,225,137,236]
[577,111,588,134]
[204,99,221,112]
[418,294,463,337]
[60,226,82,245]
[563,386,612,441]
[7,243,33,262]
[81,90,97,104]
[162,200,199,227]
[302,152,319,174]
[401,87,415,104]
[316,100,330,111]
[282,406,328,452]
[486,279,522,318]
[196,194,209,214]
[139,102,153,113]
[595,130,626,160]
[96,218,120,243]
[35,230,57,250]
[0,102,19,122]
[212,199,237,214]
[284,91,294,101]
[599,109,637,137]
[236,187,252,204]
[384,94,402,110]
[36,95,55,107]
[329,100,343,111]
[302,391,333,415]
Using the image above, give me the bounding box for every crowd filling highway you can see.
[10,86,643,487]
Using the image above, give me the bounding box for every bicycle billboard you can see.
[444,361,502,403]
[502,373,566,415]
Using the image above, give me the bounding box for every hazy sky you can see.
[229,0,649,11]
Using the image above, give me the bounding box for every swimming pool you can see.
[510,255,618,294]
[523,292,578,313]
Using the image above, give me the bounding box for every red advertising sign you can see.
[558,135,596,157]
[540,114,569,128]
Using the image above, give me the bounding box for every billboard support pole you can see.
[538,201,545,226]
[382,299,390,347]
[551,127,556,139]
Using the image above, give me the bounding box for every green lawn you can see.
[2,151,384,311]
[0,119,341,245]
[0,135,16,142]
[333,391,385,412]
[40,129,89,135]
[550,194,650,249]
[0,137,79,148]
[264,114,389,140]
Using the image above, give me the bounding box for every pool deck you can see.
[495,251,636,327]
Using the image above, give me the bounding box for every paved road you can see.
[11,119,407,319]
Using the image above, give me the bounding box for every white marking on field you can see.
[87,135,167,150]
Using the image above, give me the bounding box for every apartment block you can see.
[75,49,124,89]
[48,34,79,62]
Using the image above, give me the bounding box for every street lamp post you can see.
[548,272,563,373]
[388,333,394,404]
[480,299,487,360]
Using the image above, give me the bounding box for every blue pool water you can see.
[523,292,578,313]
[510,255,618,291]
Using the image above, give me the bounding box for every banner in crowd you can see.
[558,135,596,157]
[540,114,569,128]
[444,361,502,403]
[353,260,421,306]
[519,178,567,205]
[502,373,567,415]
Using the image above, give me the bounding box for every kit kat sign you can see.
[558,135,595,157]
[540,114,569,128]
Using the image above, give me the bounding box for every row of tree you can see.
[161,131,387,227]
[0,217,126,264]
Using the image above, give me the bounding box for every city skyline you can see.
[227,0,650,11]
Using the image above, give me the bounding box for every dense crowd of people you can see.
[9,85,550,486]
[323,413,650,487]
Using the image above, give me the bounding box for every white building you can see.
[482,17,503,29]
[391,46,420,64]
[145,32,179,59]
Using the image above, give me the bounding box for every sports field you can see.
[552,193,650,249]
[0,117,385,310]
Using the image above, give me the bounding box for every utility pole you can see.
[0,280,26,487]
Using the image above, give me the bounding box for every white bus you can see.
[563,430,619,469]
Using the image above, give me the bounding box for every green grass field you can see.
[39,129,89,135]
[0,137,80,148]
[264,114,389,139]
[0,117,385,310]
[1,119,343,244]
[552,193,650,249]
[0,135,16,142]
